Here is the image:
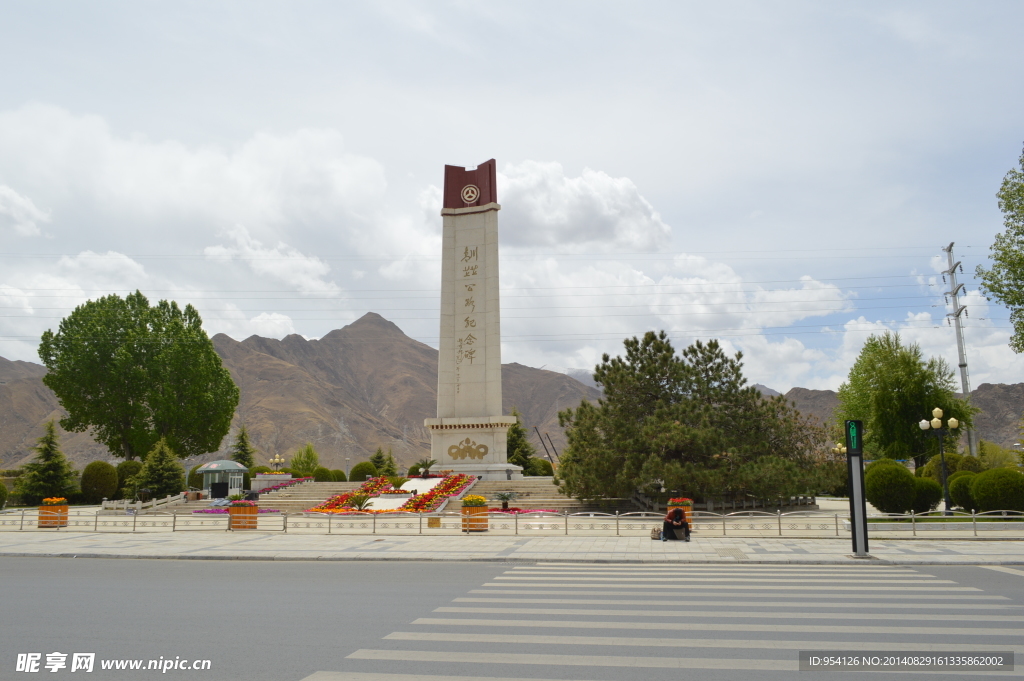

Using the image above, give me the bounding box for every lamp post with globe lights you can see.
[918,407,959,516]
[270,453,285,471]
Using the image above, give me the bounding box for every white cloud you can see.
[499,161,671,251]
[0,185,49,236]
[248,312,296,338]
[204,225,340,295]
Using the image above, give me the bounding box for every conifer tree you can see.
[506,408,536,471]
[230,425,257,469]
[369,447,397,476]
[14,421,78,505]
[134,439,186,498]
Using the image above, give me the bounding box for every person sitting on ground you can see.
[662,507,690,542]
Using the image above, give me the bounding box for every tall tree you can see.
[558,332,823,501]
[14,421,78,505]
[977,144,1024,351]
[230,425,257,469]
[38,291,239,460]
[835,332,976,467]
[506,408,536,470]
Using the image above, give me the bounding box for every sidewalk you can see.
[2,530,1024,565]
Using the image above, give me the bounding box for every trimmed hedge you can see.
[115,460,143,499]
[949,472,977,511]
[407,463,421,477]
[526,458,554,476]
[0,482,7,508]
[910,477,943,513]
[958,455,984,473]
[80,461,119,504]
[348,461,377,482]
[330,469,347,482]
[249,466,272,475]
[970,468,1024,512]
[313,466,333,482]
[865,462,916,514]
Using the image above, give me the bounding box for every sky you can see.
[0,0,1022,393]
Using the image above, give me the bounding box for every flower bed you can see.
[258,477,312,494]
[307,474,476,514]
[192,508,281,514]
[399,474,474,512]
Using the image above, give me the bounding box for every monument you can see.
[424,159,522,480]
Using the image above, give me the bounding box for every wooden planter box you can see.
[38,505,69,528]
[461,506,488,532]
[228,505,258,530]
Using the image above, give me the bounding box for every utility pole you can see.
[943,242,978,457]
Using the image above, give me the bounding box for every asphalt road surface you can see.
[3,557,1022,681]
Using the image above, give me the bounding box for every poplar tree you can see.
[977,144,1024,351]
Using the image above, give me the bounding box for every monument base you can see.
[425,416,522,480]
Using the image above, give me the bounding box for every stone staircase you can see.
[160,481,364,515]
[471,478,640,514]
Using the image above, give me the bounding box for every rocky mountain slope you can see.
[0,313,600,470]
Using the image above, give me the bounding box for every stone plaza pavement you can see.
[3,530,1024,565]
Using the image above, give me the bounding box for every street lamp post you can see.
[270,453,285,471]
[918,407,960,516]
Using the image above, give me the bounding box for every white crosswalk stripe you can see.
[301,563,1021,680]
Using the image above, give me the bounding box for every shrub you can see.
[864,462,916,514]
[919,452,963,483]
[313,466,333,482]
[959,455,985,473]
[865,458,904,473]
[948,470,974,484]
[910,477,943,513]
[330,469,346,482]
[950,473,977,511]
[970,468,1024,512]
[116,460,143,493]
[349,461,378,482]
[80,461,119,504]
[187,464,203,491]
[407,463,421,477]
[526,458,554,476]
[0,482,8,508]
[249,465,272,475]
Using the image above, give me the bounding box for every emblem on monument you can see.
[461,184,480,204]
[448,437,489,460]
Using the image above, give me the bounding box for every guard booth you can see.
[196,460,247,499]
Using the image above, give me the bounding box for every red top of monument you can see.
[443,159,497,209]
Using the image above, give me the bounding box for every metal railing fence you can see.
[2,508,1022,536]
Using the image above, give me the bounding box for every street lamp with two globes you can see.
[918,407,959,516]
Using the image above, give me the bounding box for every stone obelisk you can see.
[424,159,521,480]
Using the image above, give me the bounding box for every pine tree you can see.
[14,421,78,505]
[506,408,535,470]
[230,425,257,469]
[134,438,186,498]
[382,450,398,476]
[369,447,388,473]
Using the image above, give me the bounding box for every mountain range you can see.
[1,312,1020,469]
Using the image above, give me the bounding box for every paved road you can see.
[4,558,1023,680]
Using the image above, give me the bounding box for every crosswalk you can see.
[302,563,1021,680]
